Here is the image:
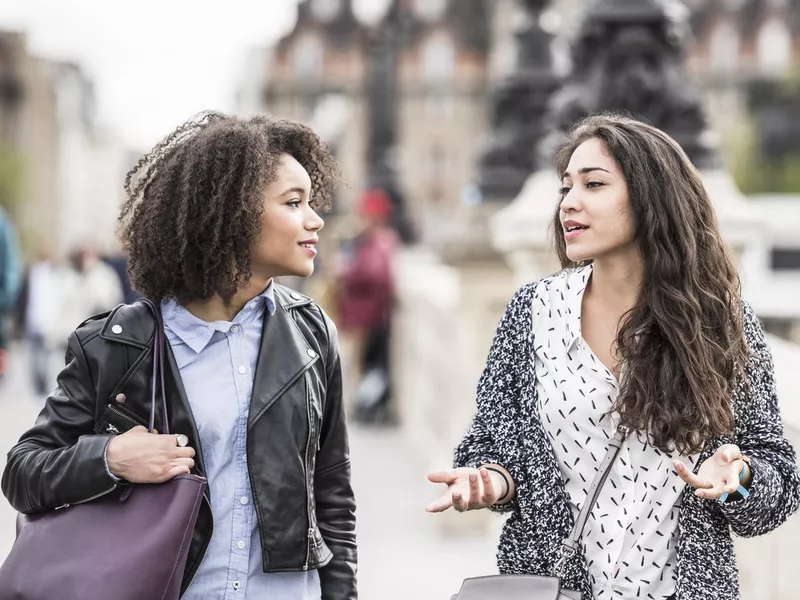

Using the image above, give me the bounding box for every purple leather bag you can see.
[0,299,207,600]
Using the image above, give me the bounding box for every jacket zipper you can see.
[303,373,316,571]
[55,484,118,510]
[100,403,148,435]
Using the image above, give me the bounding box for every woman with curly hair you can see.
[2,112,357,599]
[427,114,800,600]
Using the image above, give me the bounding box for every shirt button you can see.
[230,325,240,333]
[232,580,240,590]
[236,540,246,550]
[238,365,247,374]
[240,496,249,505]
[241,455,247,462]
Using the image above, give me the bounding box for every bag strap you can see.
[553,426,628,578]
[139,298,168,435]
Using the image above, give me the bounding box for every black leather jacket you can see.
[1,285,357,599]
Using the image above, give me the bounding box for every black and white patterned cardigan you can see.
[454,272,800,600]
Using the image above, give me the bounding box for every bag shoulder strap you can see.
[553,427,628,578]
[137,298,168,435]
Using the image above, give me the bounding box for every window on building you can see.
[708,21,740,74]
[757,19,792,75]
[413,0,448,22]
[425,94,454,121]
[422,32,455,82]
[427,145,447,201]
[311,0,342,22]
[291,34,325,82]
[770,247,800,271]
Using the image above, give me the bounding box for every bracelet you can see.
[718,459,751,503]
[737,461,751,498]
[482,466,511,503]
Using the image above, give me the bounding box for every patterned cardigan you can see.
[454,273,800,600]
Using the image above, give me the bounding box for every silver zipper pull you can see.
[105,424,120,434]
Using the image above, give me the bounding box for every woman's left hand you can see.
[674,444,750,500]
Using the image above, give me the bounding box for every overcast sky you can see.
[1,0,303,149]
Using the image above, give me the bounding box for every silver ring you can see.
[176,434,189,447]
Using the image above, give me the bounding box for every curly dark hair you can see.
[551,114,749,455]
[118,111,339,304]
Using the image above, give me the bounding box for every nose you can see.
[305,205,325,232]
[559,186,581,214]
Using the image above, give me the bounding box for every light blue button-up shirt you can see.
[162,284,321,599]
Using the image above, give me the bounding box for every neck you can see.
[184,277,273,322]
[586,252,643,312]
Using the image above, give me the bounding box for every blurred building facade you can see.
[0,32,127,258]
[262,0,491,243]
[687,0,800,133]
[51,61,127,256]
[0,32,59,252]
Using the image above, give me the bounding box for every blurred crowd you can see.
[0,187,403,424]
[0,205,137,395]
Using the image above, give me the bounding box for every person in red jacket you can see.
[336,189,398,424]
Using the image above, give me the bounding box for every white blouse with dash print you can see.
[533,264,697,600]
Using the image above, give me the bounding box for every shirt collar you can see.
[162,281,277,354]
[564,264,593,350]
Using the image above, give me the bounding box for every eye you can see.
[586,181,604,189]
[287,198,302,208]
[559,186,572,197]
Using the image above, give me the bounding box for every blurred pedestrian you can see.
[2,112,356,600]
[17,244,61,395]
[427,115,800,600]
[335,189,398,425]
[0,205,21,379]
[46,245,124,351]
[102,242,141,304]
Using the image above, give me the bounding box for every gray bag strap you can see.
[553,426,628,578]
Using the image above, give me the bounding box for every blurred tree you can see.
[728,69,800,195]
[0,143,24,217]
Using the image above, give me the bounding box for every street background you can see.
[2,1,800,599]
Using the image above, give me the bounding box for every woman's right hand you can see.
[106,426,196,483]
[425,467,504,513]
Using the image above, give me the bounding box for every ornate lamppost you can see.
[476,0,561,203]
[491,0,763,284]
[364,0,416,243]
[540,0,720,168]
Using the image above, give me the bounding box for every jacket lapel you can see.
[98,301,209,484]
[163,342,208,482]
[248,289,319,428]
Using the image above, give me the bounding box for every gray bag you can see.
[451,428,628,600]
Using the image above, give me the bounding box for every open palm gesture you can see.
[674,444,749,501]
[426,467,503,513]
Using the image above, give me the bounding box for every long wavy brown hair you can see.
[551,114,749,455]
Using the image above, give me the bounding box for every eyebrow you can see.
[279,186,308,196]
[562,167,611,179]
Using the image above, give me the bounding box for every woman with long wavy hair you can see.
[427,114,800,600]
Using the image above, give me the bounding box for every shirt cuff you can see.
[103,436,126,484]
